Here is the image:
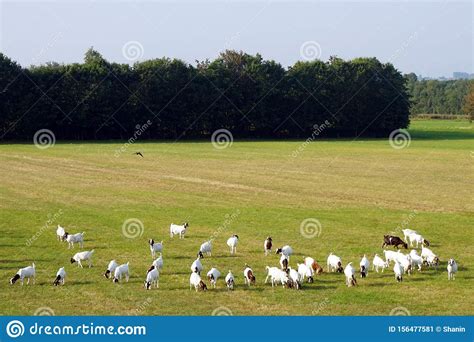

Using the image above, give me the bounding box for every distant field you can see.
[0,120,472,316]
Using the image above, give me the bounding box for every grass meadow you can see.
[0,119,472,316]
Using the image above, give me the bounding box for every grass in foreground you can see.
[0,120,472,315]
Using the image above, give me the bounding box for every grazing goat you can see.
[144,266,159,289]
[402,229,417,242]
[170,222,188,239]
[372,254,389,273]
[10,263,36,285]
[243,265,256,286]
[226,235,239,255]
[304,256,323,274]
[288,268,301,290]
[199,240,212,257]
[393,261,403,282]
[395,251,413,275]
[327,253,343,273]
[275,245,293,260]
[407,233,430,248]
[70,250,94,268]
[297,263,314,283]
[189,272,207,292]
[152,253,163,271]
[279,254,289,271]
[265,266,288,287]
[359,255,370,278]
[409,250,423,271]
[113,262,130,283]
[264,237,272,255]
[190,254,203,275]
[447,259,458,280]
[421,246,439,269]
[149,239,163,259]
[56,225,66,241]
[104,260,118,279]
[225,270,234,290]
[382,235,407,249]
[65,232,85,249]
[207,267,221,288]
[344,263,357,287]
[53,267,66,286]
[383,250,399,265]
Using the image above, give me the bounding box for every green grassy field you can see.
[0,119,472,316]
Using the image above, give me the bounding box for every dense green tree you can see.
[0,50,411,140]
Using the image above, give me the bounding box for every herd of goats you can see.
[9,223,459,291]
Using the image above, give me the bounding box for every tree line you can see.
[405,73,473,116]
[0,49,411,140]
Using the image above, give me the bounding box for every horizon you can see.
[0,0,472,78]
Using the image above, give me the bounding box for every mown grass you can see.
[0,120,472,316]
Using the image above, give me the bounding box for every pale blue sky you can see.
[0,0,472,77]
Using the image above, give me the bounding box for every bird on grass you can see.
[133,152,144,158]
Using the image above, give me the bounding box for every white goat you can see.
[421,246,439,269]
[144,267,159,289]
[393,261,403,282]
[65,232,85,249]
[152,253,163,271]
[104,259,118,279]
[113,262,130,283]
[327,253,343,273]
[304,256,323,274]
[407,233,429,248]
[206,267,221,288]
[56,225,66,241]
[447,259,458,280]
[288,267,301,289]
[402,229,417,242]
[190,254,203,275]
[383,250,399,264]
[372,254,389,273]
[360,254,370,278]
[409,250,423,271]
[53,267,66,286]
[225,270,234,290]
[395,252,413,275]
[297,263,314,283]
[189,272,207,291]
[265,266,288,287]
[10,263,36,285]
[199,240,212,257]
[70,250,94,268]
[344,263,357,287]
[170,222,188,239]
[149,239,163,259]
[226,235,239,255]
[275,245,293,260]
